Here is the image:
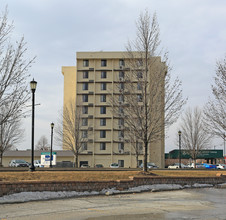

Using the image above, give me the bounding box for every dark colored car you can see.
[9,159,29,167]
[95,164,104,168]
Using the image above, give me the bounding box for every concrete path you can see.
[0,188,225,220]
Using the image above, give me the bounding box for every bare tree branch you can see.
[180,107,212,166]
[0,7,35,126]
[203,56,226,142]
[35,135,50,151]
[55,99,89,168]
[0,114,24,166]
[110,10,186,171]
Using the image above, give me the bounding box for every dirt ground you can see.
[0,170,225,182]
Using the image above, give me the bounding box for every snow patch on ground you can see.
[0,183,218,204]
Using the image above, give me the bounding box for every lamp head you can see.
[178,130,182,135]
[51,122,54,128]
[30,79,37,92]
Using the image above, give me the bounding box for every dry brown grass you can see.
[0,170,225,182]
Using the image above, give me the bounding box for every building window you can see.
[119,107,123,114]
[83,82,88,90]
[118,160,124,167]
[82,118,88,126]
[82,130,88,138]
[82,94,88,102]
[100,118,106,126]
[100,94,106,102]
[100,142,106,150]
[83,60,89,67]
[118,130,124,138]
[100,106,106,114]
[119,71,124,79]
[119,95,124,102]
[83,71,89,78]
[137,142,143,151]
[137,59,143,67]
[137,72,143,79]
[82,106,88,114]
[101,59,107,67]
[138,160,143,166]
[119,83,124,90]
[118,142,124,151]
[101,82,107,90]
[137,94,142,102]
[101,71,107,78]
[119,59,125,67]
[82,142,87,151]
[100,130,106,138]
[137,82,142,90]
[118,118,124,126]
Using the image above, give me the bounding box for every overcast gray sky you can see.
[1,0,226,153]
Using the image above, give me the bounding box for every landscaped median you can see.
[0,170,226,197]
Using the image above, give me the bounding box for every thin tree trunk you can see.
[0,151,3,167]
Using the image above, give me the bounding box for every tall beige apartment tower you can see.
[62,52,166,168]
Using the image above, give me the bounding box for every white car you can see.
[187,163,206,169]
[110,163,119,168]
[34,160,43,168]
[168,163,189,169]
[80,164,90,168]
[139,163,158,169]
[216,164,226,169]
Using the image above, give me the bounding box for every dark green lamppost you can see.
[30,79,37,172]
[178,130,182,169]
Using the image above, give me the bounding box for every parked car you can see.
[95,164,104,168]
[9,160,29,167]
[202,163,217,169]
[80,164,90,168]
[216,164,226,169]
[187,163,206,169]
[168,163,189,169]
[110,163,119,168]
[139,162,158,169]
[34,160,43,168]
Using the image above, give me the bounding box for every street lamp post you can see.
[50,122,54,168]
[178,130,182,169]
[29,79,37,172]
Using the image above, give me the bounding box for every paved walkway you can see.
[0,188,226,220]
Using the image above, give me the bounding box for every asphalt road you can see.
[0,188,225,220]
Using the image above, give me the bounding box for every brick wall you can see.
[0,176,225,197]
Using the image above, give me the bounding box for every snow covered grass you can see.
[0,183,219,204]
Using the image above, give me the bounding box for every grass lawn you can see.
[0,170,225,182]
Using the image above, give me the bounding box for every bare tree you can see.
[0,7,35,126]
[35,135,50,151]
[180,107,212,166]
[55,99,89,168]
[111,10,186,171]
[203,56,226,150]
[0,114,24,166]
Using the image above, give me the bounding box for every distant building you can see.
[165,149,224,167]
[62,52,166,168]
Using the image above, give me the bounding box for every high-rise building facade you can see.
[62,52,166,168]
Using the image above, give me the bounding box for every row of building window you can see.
[82,82,143,91]
[81,142,125,151]
[83,59,125,67]
[82,106,126,115]
[82,82,107,91]
[82,71,143,80]
[82,118,124,126]
[82,94,142,103]
[82,130,124,139]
